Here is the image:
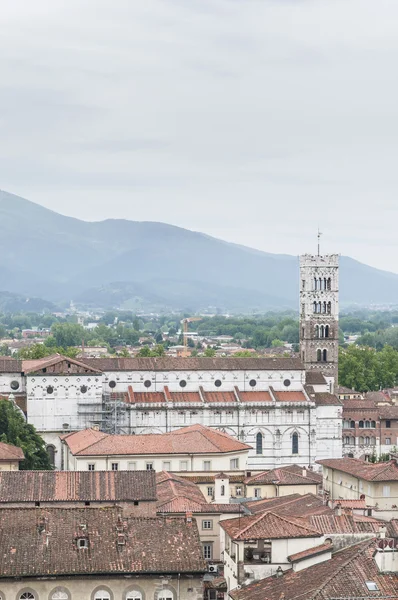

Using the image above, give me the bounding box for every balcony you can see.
[244,548,271,564]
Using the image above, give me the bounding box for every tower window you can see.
[325,325,329,338]
[256,432,263,455]
[292,432,299,455]
[317,349,322,362]
[327,301,332,314]
[323,349,327,362]
[302,280,305,290]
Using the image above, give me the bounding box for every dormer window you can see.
[77,538,88,549]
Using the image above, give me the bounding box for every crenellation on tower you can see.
[299,253,339,387]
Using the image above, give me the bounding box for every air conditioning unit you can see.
[208,565,219,574]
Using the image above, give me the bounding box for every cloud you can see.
[0,0,398,272]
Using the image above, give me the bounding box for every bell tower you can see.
[299,251,339,386]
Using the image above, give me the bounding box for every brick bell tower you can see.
[299,242,339,387]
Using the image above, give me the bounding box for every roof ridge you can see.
[308,539,375,599]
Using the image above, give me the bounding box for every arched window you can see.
[94,590,111,600]
[19,593,36,600]
[359,420,364,428]
[323,301,327,314]
[51,589,71,600]
[365,437,370,446]
[359,436,364,444]
[320,325,324,338]
[327,301,331,314]
[292,432,299,455]
[125,590,144,600]
[323,349,327,362]
[327,278,331,290]
[371,421,376,428]
[323,277,327,290]
[256,432,263,455]
[350,420,355,428]
[313,301,317,313]
[47,444,56,467]
[317,349,322,362]
[325,325,329,338]
[314,278,317,291]
[158,591,175,600]
[319,277,322,290]
[370,437,376,446]
[350,436,355,444]
[365,420,370,428]
[315,325,319,338]
[318,301,322,314]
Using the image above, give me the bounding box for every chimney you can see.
[379,526,387,539]
[334,503,342,517]
[186,511,193,524]
[302,468,307,477]
[37,516,47,534]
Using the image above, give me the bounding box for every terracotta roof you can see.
[0,470,157,502]
[305,372,327,385]
[178,474,244,484]
[244,493,331,518]
[387,519,398,538]
[171,392,202,403]
[64,424,251,456]
[333,498,367,509]
[220,511,321,540]
[81,357,304,371]
[309,514,380,534]
[365,391,392,403]
[0,358,22,373]
[238,391,273,403]
[282,464,323,484]
[62,428,108,454]
[245,467,318,486]
[304,387,342,406]
[0,442,24,461]
[156,471,207,512]
[342,398,378,411]
[318,458,398,481]
[202,391,237,404]
[230,540,398,600]
[336,385,360,394]
[378,405,398,419]
[288,541,333,563]
[23,354,102,375]
[273,390,307,403]
[130,391,165,404]
[0,508,206,577]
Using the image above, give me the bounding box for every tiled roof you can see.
[245,466,318,486]
[0,470,157,502]
[305,372,327,385]
[230,540,398,600]
[288,541,332,563]
[156,471,207,510]
[282,464,323,484]
[81,357,305,371]
[131,392,165,404]
[273,390,307,403]
[318,458,398,481]
[171,392,202,403]
[244,493,331,518]
[238,391,273,403]
[0,442,24,461]
[333,498,367,509]
[220,511,321,540]
[309,514,380,534]
[178,474,244,484]
[304,387,342,406]
[202,390,237,404]
[64,424,251,456]
[336,385,360,394]
[378,405,398,419]
[365,391,392,403]
[0,508,206,577]
[23,354,102,375]
[342,398,378,411]
[387,519,398,538]
[62,428,108,454]
[0,358,22,373]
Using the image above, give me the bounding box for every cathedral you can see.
[0,252,342,471]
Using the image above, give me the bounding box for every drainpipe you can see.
[177,573,180,600]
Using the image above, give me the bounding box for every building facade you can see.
[299,253,339,385]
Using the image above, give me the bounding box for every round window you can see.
[249,379,257,388]
[283,379,291,387]
[214,379,222,388]
[144,380,152,388]
[109,381,116,389]
[179,380,187,388]
[10,380,20,391]
[47,386,54,395]
[80,385,88,394]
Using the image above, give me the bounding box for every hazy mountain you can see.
[1,189,398,311]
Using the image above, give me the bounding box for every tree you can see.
[0,400,52,470]
[204,347,216,357]
[51,323,87,347]
[233,350,255,357]
[271,339,284,348]
[136,345,152,357]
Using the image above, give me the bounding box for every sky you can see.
[1,0,398,272]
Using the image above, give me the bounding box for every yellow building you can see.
[0,441,24,471]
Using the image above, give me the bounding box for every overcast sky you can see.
[1,0,398,272]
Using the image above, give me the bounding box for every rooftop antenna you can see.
[317,228,322,256]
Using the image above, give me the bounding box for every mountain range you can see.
[1,189,398,312]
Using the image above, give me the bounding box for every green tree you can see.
[204,347,216,357]
[233,350,256,357]
[0,400,52,470]
[136,345,152,357]
[51,323,87,347]
[271,339,284,348]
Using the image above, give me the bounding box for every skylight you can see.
[365,581,379,591]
